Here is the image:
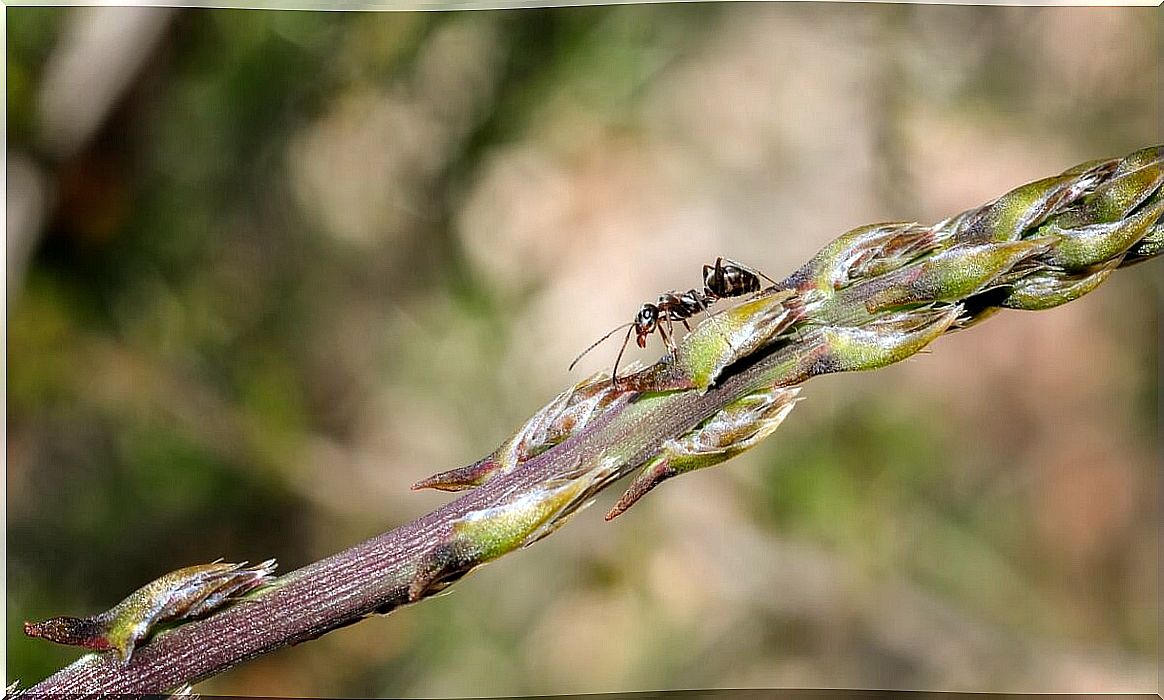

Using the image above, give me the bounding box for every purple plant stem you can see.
[23,342,801,697]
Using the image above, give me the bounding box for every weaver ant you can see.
[569,258,777,381]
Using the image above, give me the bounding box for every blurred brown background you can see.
[5,5,1159,696]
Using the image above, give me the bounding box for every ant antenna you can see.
[568,322,635,372]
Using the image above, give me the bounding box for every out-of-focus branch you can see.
[36,8,177,162]
[7,8,177,303]
[20,144,1163,697]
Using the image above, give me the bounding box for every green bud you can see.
[1041,195,1164,270]
[413,371,632,491]
[1059,157,1119,178]
[607,386,800,519]
[956,173,1096,243]
[782,222,936,294]
[1001,260,1119,310]
[1052,158,1163,229]
[24,560,276,664]
[409,462,620,600]
[1113,145,1164,176]
[1120,220,1163,267]
[814,306,961,374]
[860,240,1048,314]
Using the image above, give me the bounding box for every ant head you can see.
[634,304,658,346]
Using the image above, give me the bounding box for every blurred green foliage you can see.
[6,5,1157,695]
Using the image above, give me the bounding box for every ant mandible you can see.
[569,257,778,381]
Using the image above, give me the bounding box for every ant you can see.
[569,258,778,381]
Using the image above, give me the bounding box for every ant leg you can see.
[748,264,780,291]
[725,256,780,291]
[611,325,636,382]
[753,267,779,288]
[658,320,675,352]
